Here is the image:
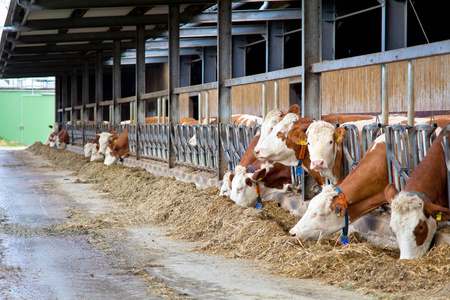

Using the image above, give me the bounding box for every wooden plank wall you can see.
[321,65,381,114]
[178,79,292,121]
[321,53,450,115]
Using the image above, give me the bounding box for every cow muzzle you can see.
[311,159,325,169]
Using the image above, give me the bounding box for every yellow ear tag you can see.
[336,137,340,143]
[337,213,341,217]
[257,177,262,181]
[300,140,307,146]
[114,140,117,143]
[436,212,442,221]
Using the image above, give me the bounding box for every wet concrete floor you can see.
[0,148,374,300]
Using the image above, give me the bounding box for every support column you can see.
[217,0,232,179]
[203,47,217,83]
[82,59,89,144]
[407,60,415,126]
[61,74,69,124]
[385,0,407,51]
[268,20,283,72]
[95,50,103,123]
[135,25,146,160]
[168,4,180,168]
[71,67,78,144]
[302,0,321,120]
[55,76,61,123]
[113,40,122,124]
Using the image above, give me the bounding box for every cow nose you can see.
[289,229,297,237]
[311,159,325,169]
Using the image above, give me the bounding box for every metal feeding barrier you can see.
[385,123,438,191]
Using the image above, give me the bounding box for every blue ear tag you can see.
[255,202,262,210]
[295,167,303,176]
[340,236,349,245]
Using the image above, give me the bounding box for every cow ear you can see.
[334,127,346,143]
[424,202,450,222]
[287,130,307,145]
[287,104,300,115]
[330,198,346,218]
[245,177,253,187]
[252,168,266,181]
[384,183,398,205]
[229,173,235,182]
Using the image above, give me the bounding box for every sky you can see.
[0,0,9,29]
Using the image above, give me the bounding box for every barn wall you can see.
[321,65,381,114]
[321,53,450,115]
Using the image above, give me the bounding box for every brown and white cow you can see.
[104,128,130,166]
[229,160,291,207]
[289,134,389,239]
[385,131,450,259]
[56,128,70,150]
[253,113,325,187]
[120,117,199,125]
[189,114,263,147]
[44,122,62,147]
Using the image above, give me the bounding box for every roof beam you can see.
[18,0,216,10]
[4,42,136,55]
[8,24,265,45]
[11,9,299,31]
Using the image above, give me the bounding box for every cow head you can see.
[306,121,346,183]
[229,165,258,207]
[219,172,232,197]
[259,109,284,142]
[90,144,104,162]
[104,146,118,166]
[289,185,346,240]
[97,132,114,155]
[385,184,450,259]
[83,142,94,158]
[254,113,306,166]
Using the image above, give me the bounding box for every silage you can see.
[27,142,450,298]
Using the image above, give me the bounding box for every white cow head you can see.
[254,113,300,166]
[97,132,114,155]
[104,146,118,166]
[55,135,66,150]
[83,143,94,157]
[259,109,284,142]
[229,165,257,207]
[289,185,345,240]
[385,184,450,259]
[90,144,105,162]
[44,132,56,147]
[219,172,232,197]
[306,121,346,183]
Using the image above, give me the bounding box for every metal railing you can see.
[385,123,438,191]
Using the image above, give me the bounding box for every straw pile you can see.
[27,143,450,299]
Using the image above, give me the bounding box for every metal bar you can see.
[302,0,320,120]
[407,60,415,126]
[381,64,388,125]
[95,50,103,123]
[225,66,302,87]
[113,40,121,125]
[312,40,450,73]
[135,25,146,160]
[217,0,232,180]
[168,4,180,168]
[141,90,169,100]
[334,4,382,21]
[261,82,266,118]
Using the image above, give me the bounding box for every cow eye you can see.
[329,140,333,145]
[237,187,243,193]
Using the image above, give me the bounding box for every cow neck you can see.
[402,134,448,208]
[332,141,345,184]
[238,135,260,167]
[334,141,390,221]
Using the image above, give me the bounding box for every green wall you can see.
[0,90,55,145]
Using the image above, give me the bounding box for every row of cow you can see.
[220,104,450,259]
[44,107,450,259]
